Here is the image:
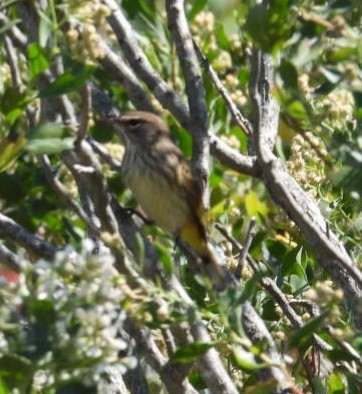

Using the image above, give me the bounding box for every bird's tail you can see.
[180,219,235,290]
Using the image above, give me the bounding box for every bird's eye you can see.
[127,118,141,127]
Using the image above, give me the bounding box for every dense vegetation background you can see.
[0,0,361,393]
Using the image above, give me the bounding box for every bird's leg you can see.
[126,207,155,225]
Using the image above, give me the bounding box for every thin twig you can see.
[87,137,122,172]
[75,82,91,146]
[193,41,253,136]
[40,155,101,236]
[0,242,21,273]
[235,217,256,278]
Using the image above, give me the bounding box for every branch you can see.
[125,317,198,394]
[74,82,91,146]
[40,155,101,236]
[242,302,301,393]
[98,42,155,113]
[0,242,21,273]
[102,0,190,127]
[190,321,239,394]
[0,212,58,260]
[193,42,253,136]
[249,49,362,327]
[165,0,209,202]
[0,12,27,50]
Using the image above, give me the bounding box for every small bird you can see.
[109,111,230,288]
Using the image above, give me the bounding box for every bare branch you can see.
[190,321,239,394]
[98,43,155,112]
[165,0,209,203]
[125,317,198,394]
[75,82,92,146]
[0,212,58,260]
[194,42,253,136]
[0,12,27,50]
[210,136,260,177]
[235,217,256,278]
[87,136,122,172]
[4,35,22,88]
[0,242,21,273]
[102,0,190,127]
[40,155,101,236]
[249,49,362,326]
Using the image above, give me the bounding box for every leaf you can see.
[0,87,31,123]
[169,342,215,364]
[26,122,74,154]
[245,0,294,54]
[39,64,92,97]
[0,173,26,203]
[279,59,298,90]
[188,0,207,20]
[286,101,310,125]
[27,42,50,80]
[0,132,26,172]
[328,372,345,394]
[244,191,268,218]
[215,23,231,51]
[288,311,328,348]
[0,354,32,391]
[154,242,173,276]
[232,346,263,373]
[281,247,307,279]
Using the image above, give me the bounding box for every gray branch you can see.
[165,0,209,203]
[0,213,58,261]
[249,49,362,327]
[242,302,301,393]
[0,242,21,273]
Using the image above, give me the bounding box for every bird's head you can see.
[107,111,170,147]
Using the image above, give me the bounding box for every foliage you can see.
[0,0,361,393]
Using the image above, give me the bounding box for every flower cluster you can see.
[315,89,355,131]
[0,240,135,391]
[64,0,112,63]
[286,132,328,198]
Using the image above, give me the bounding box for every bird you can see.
[108,111,231,288]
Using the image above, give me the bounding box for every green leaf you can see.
[0,87,31,123]
[26,136,74,154]
[286,101,310,125]
[188,0,207,20]
[154,241,173,276]
[29,122,69,140]
[0,377,9,394]
[232,346,263,372]
[0,132,26,171]
[288,311,328,348]
[279,59,298,90]
[245,0,294,54]
[39,64,92,97]
[0,354,32,391]
[170,342,215,364]
[328,372,345,394]
[281,247,307,279]
[27,42,50,80]
[245,191,268,218]
[215,23,231,51]
[26,122,74,154]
